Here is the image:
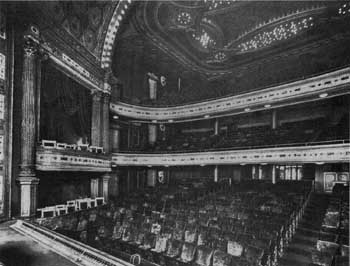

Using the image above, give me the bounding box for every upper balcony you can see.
[36,141,111,172]
[110,67,350,122]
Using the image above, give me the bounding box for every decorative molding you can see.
[0,53,5,80]
[24,27,107,94]
[101,0,133,69]
[112,143,350,166]
[36,147,111,172]
[110,67,350,121]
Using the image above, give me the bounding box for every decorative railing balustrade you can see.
[111,143,350,166]
[36,146,111,172]
[11,220,133,266]
[110,67,350,121]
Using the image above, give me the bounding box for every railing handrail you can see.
[113,64,350,108]
[12,220,133,266]
[115,139,349,154]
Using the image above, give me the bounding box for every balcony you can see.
[110,67,350,121]
[112,143,350,166]
[36,146,111,172]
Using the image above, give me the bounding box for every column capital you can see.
[102,173,111,181]
[18,165,36,179]
[92,90,103,101]
[23,38,38,58]
[18,177,38,186]
[102,92,111,103]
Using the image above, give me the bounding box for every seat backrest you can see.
[142,232,156,249]
[227,239,244,257]
[180,242,196,262]
[212,250,232,266]
[166,239,182,257]
[195,245,213,266]
[244,245,264,264]
[153,234,168,253]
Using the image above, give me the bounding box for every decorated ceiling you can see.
[131,0,349,78]
[17,1,350,105]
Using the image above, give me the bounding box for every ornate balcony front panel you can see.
[110,67,350,121]
[36,147,111,172]
[112,144,350,166]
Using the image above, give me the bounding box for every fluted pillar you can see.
[90,178,99,198]
[18,38,39,217]
[101,93,110,153]
[258,165,263,180]
[214,119,219,135]
[214,165,218,182]
[272,165,276,184]
[148,124,157,145]
[101,174,110,202]
[91,91,102,146]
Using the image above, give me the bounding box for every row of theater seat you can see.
[129,117,348,152]
[36,181,312,266]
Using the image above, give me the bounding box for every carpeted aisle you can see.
[279,193,330,266]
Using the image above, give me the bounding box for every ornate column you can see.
[111,126,120,152]
[148,124,157,146]
[214,119,219,135]
[101,93,110,153]
[272,110,277,129]
[214,165,218,182]
[258,165,263,180]
[90,178,99,198]
[291,165,297,180]
[18,38,39,217]
[252,165,257,180]
[91,91,102,147]
[297,165,303,180]
[272,165,276,184]
[101,174,110,202]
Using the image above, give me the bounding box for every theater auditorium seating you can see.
[34,180,325,266]
[128,117,348,153]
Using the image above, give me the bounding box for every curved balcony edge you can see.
[110,67,350,121]
[111,143,350,166]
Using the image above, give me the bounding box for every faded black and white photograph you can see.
[0,1,349,266]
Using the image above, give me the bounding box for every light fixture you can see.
[200,164,205,167]
[244,108,251,112]
[319,93,328,98]
[204,115,210,118]
[168,119,174,123]
[151,120,157,123]
[240,163,246,166]
[315,162,325,165]
[261,163,268,165]
[147,165,152,168]
[113,115,119,119]
[264,104,271,108]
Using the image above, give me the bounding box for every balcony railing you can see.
[11,220,133,266]
[36,147,111,172]
[110,67,350,121]
[112,143,350,166]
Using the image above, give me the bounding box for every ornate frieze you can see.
[112,143,350,166]
[36,147,111,172]
[110,67,350,121]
